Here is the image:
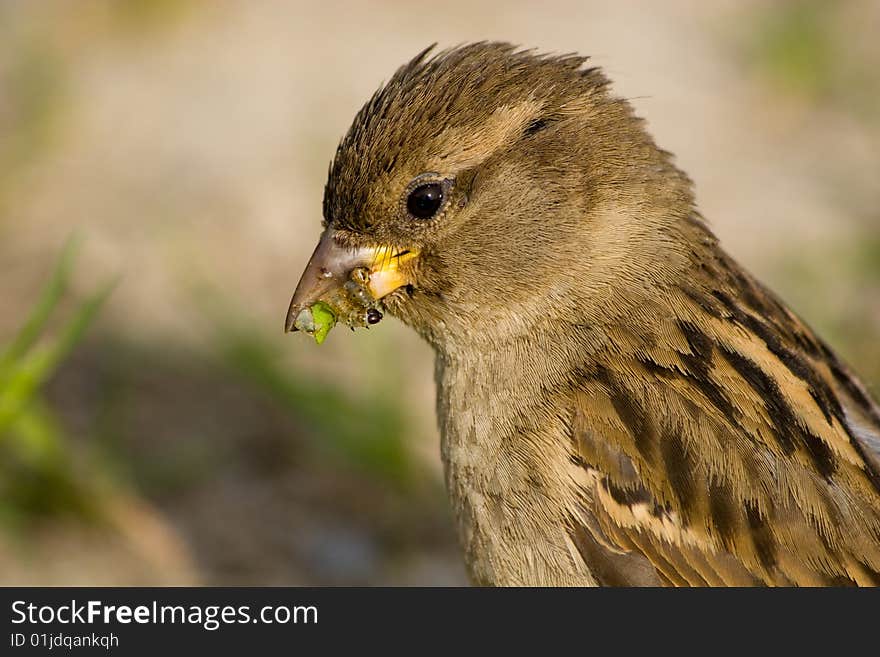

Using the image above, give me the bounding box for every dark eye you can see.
[406,183,444,219]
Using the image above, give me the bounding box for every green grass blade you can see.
[0,276,117,435]
[0,235,80,373]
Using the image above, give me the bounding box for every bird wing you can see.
[566,250,880,586]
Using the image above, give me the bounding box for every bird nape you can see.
[285,42,880,587]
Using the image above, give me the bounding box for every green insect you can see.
[291,267,384,344]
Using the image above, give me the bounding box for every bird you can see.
[285,43,880,586]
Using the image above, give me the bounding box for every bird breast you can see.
[434,350,599,586]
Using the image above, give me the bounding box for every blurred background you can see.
[0,0,877,585]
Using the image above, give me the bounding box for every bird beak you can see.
[284,229,418,333]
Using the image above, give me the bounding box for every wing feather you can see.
[566,254,880,586]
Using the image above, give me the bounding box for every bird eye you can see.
[406,183,444,219]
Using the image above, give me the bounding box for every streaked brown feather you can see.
[567,219,880,585]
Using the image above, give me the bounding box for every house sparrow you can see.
[285,43,880,586]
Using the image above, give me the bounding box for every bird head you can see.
[286,43,696,353]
